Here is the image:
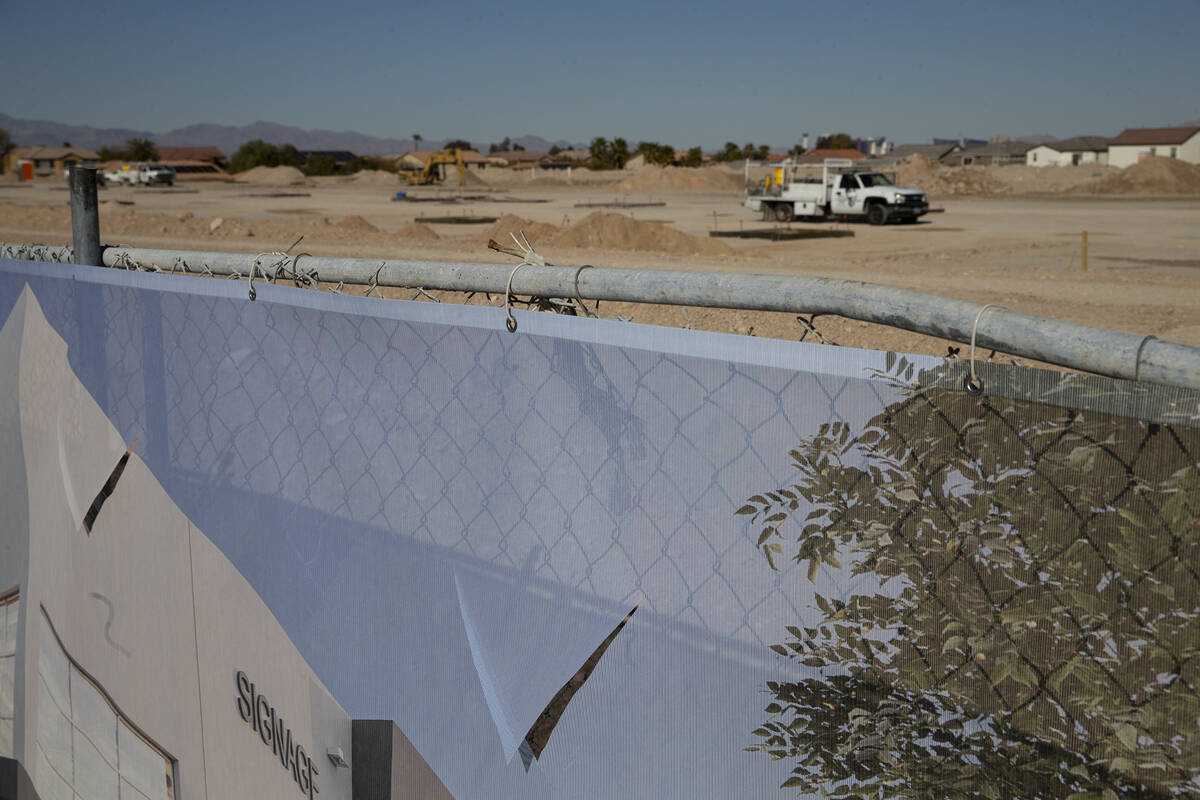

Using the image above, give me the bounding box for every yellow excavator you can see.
[399,148,467,186]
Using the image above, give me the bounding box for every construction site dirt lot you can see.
[1,172,1197,372]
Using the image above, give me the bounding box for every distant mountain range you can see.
[0,113,579,157]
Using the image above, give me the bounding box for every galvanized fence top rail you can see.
[2,241,1198,392]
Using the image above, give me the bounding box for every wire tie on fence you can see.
[364,262,385,297]
[249,253,276,301]
[1134,334,1157,383]
[112,251,140,271]
[505,262,527,332]
[796,314,835,346]
[411,287,440,302]
[571,265,598,318]
[331,281,344,294]
[966,303,1004,395]
[291,253,318,288]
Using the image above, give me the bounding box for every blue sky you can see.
[3,0,1197,148]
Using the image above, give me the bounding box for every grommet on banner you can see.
[965,303,1003,395]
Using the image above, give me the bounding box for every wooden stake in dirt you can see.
[1082,231,1088,271]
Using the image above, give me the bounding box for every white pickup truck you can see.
[745,158,928,225]
[107,163,176,187]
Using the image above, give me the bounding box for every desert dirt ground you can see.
[0,171,1197,373]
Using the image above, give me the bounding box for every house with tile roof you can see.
[1026,136,1111,167]
[799,148,867,164]
[942,140,1033,166]
[155,146,230,179]
[1107,127,1200,168]
[2,146,100,178]
[157,146,227,168]
[487,150,547,167]
[876,142,964,166]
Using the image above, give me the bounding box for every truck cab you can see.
[136,163,176,186]
[745,158,928,225]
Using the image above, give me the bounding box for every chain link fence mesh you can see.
[1,257,1197,798]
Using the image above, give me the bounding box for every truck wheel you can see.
[762,204,773,222]
[775,204,793,222]
[867,203,889,226]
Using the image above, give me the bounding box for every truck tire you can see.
[762,204,774,222]
[867,203,889,226]
[775,204,793,222]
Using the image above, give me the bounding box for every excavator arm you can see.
[399,149,467,187]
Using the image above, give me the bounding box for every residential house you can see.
[157,146,229,179]
[876,143,964,166]
[554,149,591,162]
[1025,137,1110,167]
[487,150,547,168]
[157,146,227,169]
[942,141,1033,166]
[799,148,867,164]
[3,146,100,178]
[1107,127,1200,168]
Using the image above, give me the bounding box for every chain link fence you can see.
[1,256,1198,797]
[744,356,1200,798]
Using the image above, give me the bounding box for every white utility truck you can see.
[109,163,176,186]
[744,158,928,225]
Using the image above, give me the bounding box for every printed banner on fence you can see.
[1,258,1197,799]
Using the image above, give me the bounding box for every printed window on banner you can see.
[36,612,175,800]
[0,591,17,759]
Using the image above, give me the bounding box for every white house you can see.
[1107,126,1200,168]
[1026,136,1110,167]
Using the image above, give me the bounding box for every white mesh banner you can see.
[2,258,1197,800]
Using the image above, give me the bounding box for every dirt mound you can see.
[476,214,563,246]
[233,166,311,186]
[892,155,1002,196]
[1093,157,1200,195]
[0,202,70,229]
[608,166,743,192]
[552,212,731,255]
[461,169,489,187]
[333,215,378,233]
[986,163,1114,195]
[346,169,399,186]
[394,222,440,241]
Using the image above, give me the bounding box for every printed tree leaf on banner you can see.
[741,358,1200,799]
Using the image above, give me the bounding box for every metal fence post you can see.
[69,166,101,266]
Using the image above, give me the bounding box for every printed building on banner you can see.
[0,287,451,800]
